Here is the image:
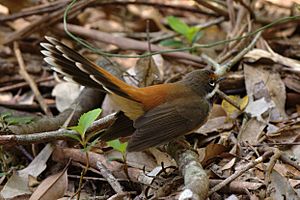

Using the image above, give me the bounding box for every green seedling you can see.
[67,108,102,151]
[66,108,101,200]
[107,139,127,155]
[161,16,203,48]
[0,112,34,130]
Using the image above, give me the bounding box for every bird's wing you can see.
[127,97,210,151]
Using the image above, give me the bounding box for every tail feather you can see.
[41,36,140,102]
[41,44,101,88]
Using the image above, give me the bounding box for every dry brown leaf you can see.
[0,144,54,199]
[134,56,163,87]
[196,116,233,135]
[221,158,236,171]
[105,151,157,171]
[7,18,30,31]
[29,167,68,200]
[244,64,287,122]
[238,118,266,145]
[268,170,299,199]
[52,82,81,112]
[273,163,300,187]
[284,74,300,93]
[148,148,174,167]
[208,104,227,119]
[201,143,227,166]
[244,48,300,72]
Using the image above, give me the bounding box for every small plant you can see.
[160,16,203,48]
[107,139,127,155]
[67,108,102,152]
[66,108,101,200]
[0,112,34,131]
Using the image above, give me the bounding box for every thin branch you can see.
[216,31,262,76]
[167,140,209,200]
[209,150,274,195]
[13,42,52,116]
[96,161,124,193]
[195,0,229,18]
[0,76,54,93]
[1,112,117,145]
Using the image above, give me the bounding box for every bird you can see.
[40,36,223,152]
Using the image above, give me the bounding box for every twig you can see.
[195,0,229,18]
[1,112,117,145]
[96,161,124,193]
[167,140,209,200]
[55,23,205,65]
[216,89,241,110]
[13,42,52,116]
[265,148,281,185]
[234,0,255,19]
[0,76,54,93]
[0,0,67,22]
[93,0,217,16]
[280,153,300,171]
[4,0,95,44]
[8,88,104,135]
[209,150,274,195]
[52,147,149,183]
[216,31,262,76]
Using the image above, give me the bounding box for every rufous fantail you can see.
[41,36,223,152]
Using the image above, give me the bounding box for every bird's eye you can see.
[209,80,215,87]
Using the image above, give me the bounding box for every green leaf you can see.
[70,108,102,136]
[159,39,184,48]
[65,133,82,142]
[191,30,203,44]
[0,112,11,119]
[107,139,127,154]
[84,137,100,152]
[186,27,200,44]
[167,16,190,36]
[5,116,34,125]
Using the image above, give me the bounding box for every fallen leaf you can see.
[222,95,248,119]
[29,166,68,200]
[269,169,299,199]
[196,116,233,135]
[134,56,163,87]
[245,97,274,121]
[0,144,54,199]
[244,48,300,72]
[52,82,81,112]
[244,64,287,122]
[238,118,266,145]
[148,148,175,167]
[284,74,300,93]
[201,143,227,166]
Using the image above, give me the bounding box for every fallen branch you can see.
[52,147,149,183]
[209,150,274,195]
[55,23,205,66]
[167,141,209,200]
[1,111,116,145]
[13,41,52,116]
[8,88,104,135]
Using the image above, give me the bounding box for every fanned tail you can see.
[40,36,139,102]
